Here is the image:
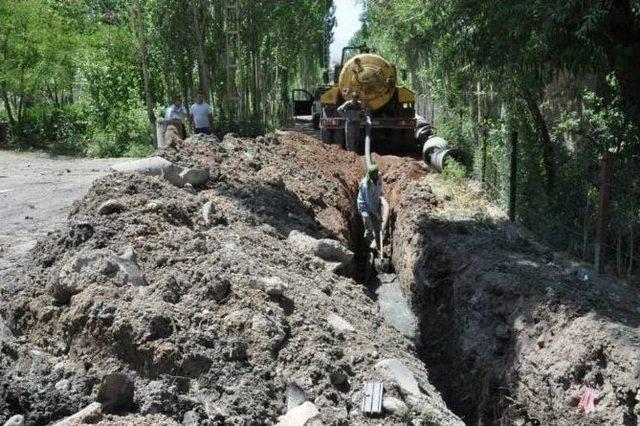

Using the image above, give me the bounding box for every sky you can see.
[329,0,364,65]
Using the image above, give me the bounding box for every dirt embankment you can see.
[0,132,460,425]
[391,173,640,425]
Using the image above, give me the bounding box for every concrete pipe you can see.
[415,125,434,144]
[422,136,448,163]
[415,115,429,129]
[429,148,462,172]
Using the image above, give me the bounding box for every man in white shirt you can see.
[189,90,213,135]
[165,94,187,122]
[164,94,188,138]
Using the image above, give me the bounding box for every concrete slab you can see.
[375,275,418,340]
[375,359,422,397]
[277,401,321,426]
[327,313,356,333]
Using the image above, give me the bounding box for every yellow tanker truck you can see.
[320,45,418,153]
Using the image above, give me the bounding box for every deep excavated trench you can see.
[348,146,640,425]
[381,168,640,426]
[339,152,483,421]
[348,197,483,423]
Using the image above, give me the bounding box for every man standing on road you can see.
[189,90,213,135]
[165,94,188,137]
[357,163,383,250]
[337,92,363,151]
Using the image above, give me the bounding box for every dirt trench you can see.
[388,173,640,425]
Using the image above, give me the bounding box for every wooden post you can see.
[508,131,518,222]
[594,150,613,275]
[628,226,634,279]
[481,128,488,183]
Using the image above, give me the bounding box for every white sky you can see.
[330,0,364,65]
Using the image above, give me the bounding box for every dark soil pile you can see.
[0,132,460,425]
[391,174,640,425]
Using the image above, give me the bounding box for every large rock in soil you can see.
[111,156,209,188]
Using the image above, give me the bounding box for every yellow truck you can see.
[292,45,432,153]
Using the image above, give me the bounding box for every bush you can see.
[441,157,467,185]
[4,101,154,157]
[5,104,89,154]
[85,104,154,158]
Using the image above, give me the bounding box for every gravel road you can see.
[0,151,133,270]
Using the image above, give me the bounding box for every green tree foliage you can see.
[359,0,640,278]
[0,0,334,154]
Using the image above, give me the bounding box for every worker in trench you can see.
[337,91,364,152]
[358,164,383,250]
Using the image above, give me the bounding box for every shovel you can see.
[374,197,391,273]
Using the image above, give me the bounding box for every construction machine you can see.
[320,45,417,153]
[291,45,423,153]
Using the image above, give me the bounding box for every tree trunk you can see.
[582,194,590,260]
[190,0,211,99]
[508,131,518,222]
[481,127,488,183]
[616,229,622,276]
[523,90,555,196]
[131,0,157,147]
[594,151,613,275]
[628,226,634,280]
[0,85,16,129]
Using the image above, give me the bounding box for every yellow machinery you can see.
[319,45,417,152]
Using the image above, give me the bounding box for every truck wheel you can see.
[321,127,333,144]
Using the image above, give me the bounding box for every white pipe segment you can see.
[363,112,389,257]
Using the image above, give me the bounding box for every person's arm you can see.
[337,101,349,116]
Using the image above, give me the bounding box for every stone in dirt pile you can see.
[0,132,461,425]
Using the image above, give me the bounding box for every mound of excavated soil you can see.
[392,174,640,425]
[0,132,460,425]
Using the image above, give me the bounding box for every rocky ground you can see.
[1,129,639,426]
[0,132,460,425]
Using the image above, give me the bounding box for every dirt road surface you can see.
[0,151,133,270]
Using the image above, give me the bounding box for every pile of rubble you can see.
[0,132,460,425]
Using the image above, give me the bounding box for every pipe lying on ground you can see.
[422,136,448,162]
[421,136,463,172]
[430,147,462,172]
